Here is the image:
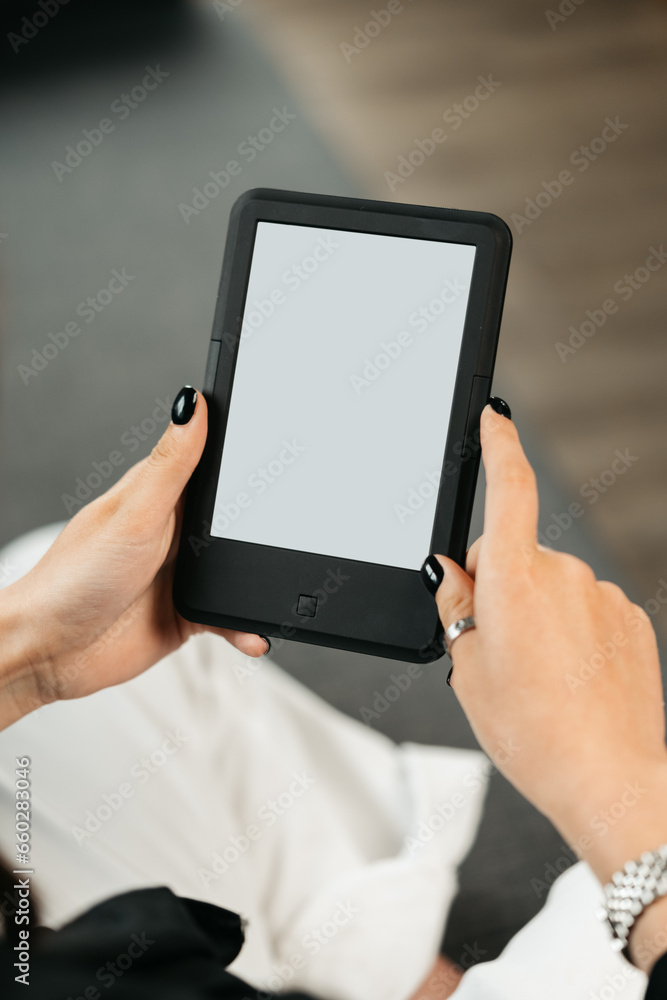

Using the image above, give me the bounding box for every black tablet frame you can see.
[173,188,512,663]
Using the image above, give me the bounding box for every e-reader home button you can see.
[296,594,318,617]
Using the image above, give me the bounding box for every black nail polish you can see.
[260,636,272,655]
[172,386,197,425]
[488,396,512,420]
[420,555,444,596]
[446,666,454,687]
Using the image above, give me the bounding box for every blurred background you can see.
[1,0,666,965]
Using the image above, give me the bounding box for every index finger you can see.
[480,404,539,555]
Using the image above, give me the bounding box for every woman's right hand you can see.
[424,403,667,971]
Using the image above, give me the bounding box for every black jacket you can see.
[1,887,665,999]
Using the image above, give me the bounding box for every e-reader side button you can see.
[296,594,318,618]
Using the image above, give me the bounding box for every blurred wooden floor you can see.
[240,0,667,635]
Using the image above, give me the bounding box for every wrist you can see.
[629,893,667,973]
[0,583,54,729]
[550,756,667,972]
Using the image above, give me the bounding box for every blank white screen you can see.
[211,222,476,570]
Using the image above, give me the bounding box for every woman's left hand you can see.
[1,387,268,728]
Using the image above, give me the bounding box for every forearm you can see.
[554,758,667,974]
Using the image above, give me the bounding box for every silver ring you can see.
[444,616,476,655]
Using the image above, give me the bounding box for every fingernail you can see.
[172,386,198,425]
[488,396,512,420]
[260,636,272,655]
[420,555,444,596]
[446,666,454,687]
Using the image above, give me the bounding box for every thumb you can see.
[130,386,208,515]
[422,554,475,660]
